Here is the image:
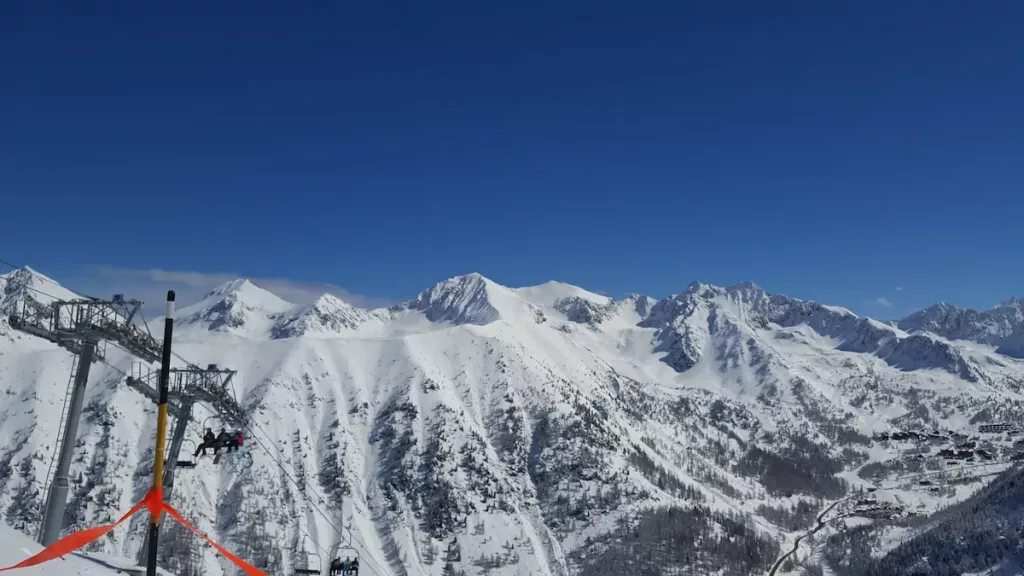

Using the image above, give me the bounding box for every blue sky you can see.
[2,1,1022,316]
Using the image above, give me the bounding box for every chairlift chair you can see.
[188,421,248,466]
[329,544,360,575]
[175,439,199,469]
[293,533,323,575]
[202,415,243,442]
[293,552,322,576]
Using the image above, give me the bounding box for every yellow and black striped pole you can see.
[147,290,175,576]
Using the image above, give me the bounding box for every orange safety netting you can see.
[0,497,149,572]
[0,488,268,576]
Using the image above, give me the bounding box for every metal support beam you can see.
[146,291,175,576]
[136,398,192,566]
[38,340,95,547]
[163,399,192,494]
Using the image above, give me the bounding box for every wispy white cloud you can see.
[895,286,904,292]
[876,297,892,307]
[80,266,394,315]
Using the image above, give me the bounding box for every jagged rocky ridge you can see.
[899,298,1024,358]
[0,268,1022,575]
[644,281,987,382]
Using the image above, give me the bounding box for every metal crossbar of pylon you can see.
[125,363,242,427]
[8,296,161,363]
[7,295,163,547]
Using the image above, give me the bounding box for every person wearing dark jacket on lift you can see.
[215,428,231,453]
[329,557,357,575]
[195,428,216,457]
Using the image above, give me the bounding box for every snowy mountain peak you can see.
[271,293,387,338]
[0,266,82,311]
[201,278,278,301]
[684,280,711,295]
[681,280,768,302]
[6,265,57,284]
[999,296,1024,310]
[174,278,293,335]
[3,266,60,292]
[622,293,657,319]
[408,272,505,325]
[898,297,1024,358]
[514,280,611,309]
[725,280,764,293]
[678,280,769,308]
[310,292,349,308]
[643,280,992,381]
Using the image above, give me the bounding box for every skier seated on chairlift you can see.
[215,428,233,452]
[220,429,244,453]
[194,428,217,457]
[193,428,245,461]
[330,557,358,575]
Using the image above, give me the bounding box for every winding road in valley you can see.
[767,498,848,576]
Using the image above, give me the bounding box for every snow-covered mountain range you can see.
[1,267,1022,575]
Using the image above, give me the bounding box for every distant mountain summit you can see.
[899,298,1024,358]
[0,266,82,313]
[407,273,505,325]
[173,278,293,335]
[271,293,389,338]
[643,280,988,381]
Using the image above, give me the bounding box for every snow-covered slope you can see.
[1,268,1023,576]
[0,521,172,575]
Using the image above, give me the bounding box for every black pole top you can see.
[167,290,176,302]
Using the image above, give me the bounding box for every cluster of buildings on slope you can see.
[873,422,1024,463]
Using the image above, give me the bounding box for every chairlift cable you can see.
[239,417,385,576]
